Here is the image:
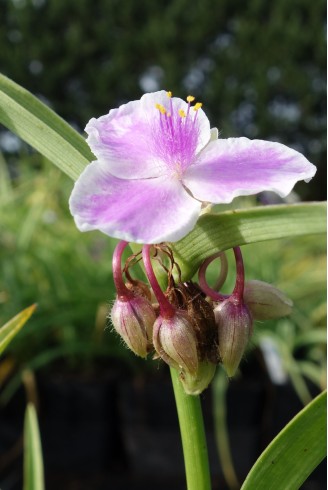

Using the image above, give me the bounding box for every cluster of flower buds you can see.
[110,241,292,394]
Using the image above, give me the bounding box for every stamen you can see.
[186,95,195,103]
[178,109,186,118]
[193,102,203,111]
[155,103,167,115]
[166,91,172,98]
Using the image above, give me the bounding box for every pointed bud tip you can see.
[244,280,293,320]
[153,310,199,375]
[215,299,253,377]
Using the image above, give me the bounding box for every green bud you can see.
[244,280,293,320]
[179,361,216,395]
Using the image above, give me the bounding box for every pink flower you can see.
[69,90,316,244]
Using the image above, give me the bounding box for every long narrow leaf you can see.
[0,304,37,356]
[171,202,326,280]
[23,403,45,490]
[241,391,327,490]
[0,73,92,180]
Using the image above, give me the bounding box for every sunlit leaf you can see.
[0,304,37,356]
[171,203,326,280]
[0,73,92,180]
[23,403,45,490]
[241,391,327,490]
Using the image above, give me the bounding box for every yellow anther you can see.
[178,109,186,118]
[166,91,172,98]
[186,95,195,103]
[155,103,167,114]
[193,102,203,111]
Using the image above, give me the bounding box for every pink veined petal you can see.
[85,97,164,180]
[69,161,202,244]
[183,137,317,203]
[85,91,211,180]
[140,90,211,153]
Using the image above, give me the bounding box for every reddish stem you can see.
[142,244,175,319]
[112,241,133,299]
[198,252,229,301]
[231,246,245,302]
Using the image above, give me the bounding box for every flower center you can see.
[153,92,203,179]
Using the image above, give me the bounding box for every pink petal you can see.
[69,161,202,244]
[85,98,162,180]
[183,137,317,203]
[85,91,211,180]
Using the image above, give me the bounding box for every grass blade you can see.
[171,202,326,280]
[241,391,326,490]
[0,73,92,180]
[0,304,37,356]
[23,403,45,490]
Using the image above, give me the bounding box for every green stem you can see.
[170,367,212,490]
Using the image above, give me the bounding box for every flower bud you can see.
[110,295,156,358]
[168,282,218,363]
[153,310,198,375]
[179,361,216,395]
[214,299,253,377]
[244,280,293,320]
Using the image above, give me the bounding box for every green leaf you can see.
[0,304,37,356]
[241,390,327,490]
[23,403,45,490]
[0,73,92,180]
[171,202,326,280]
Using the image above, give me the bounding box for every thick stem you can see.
[231,247,245,302]
[142,244,175,319]
[170,367,212,490]
[112,240,133,299]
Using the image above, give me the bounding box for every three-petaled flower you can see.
[69,90,316,244]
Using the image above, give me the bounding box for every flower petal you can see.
[183,137,317,203]
[85,91,211,180]
[69,161,202,244]
[85,96,163,180]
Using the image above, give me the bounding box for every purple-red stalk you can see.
[142,244,176,319]
[112,240,133,300]
[231,247,245,302]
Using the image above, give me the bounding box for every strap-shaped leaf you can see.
[171,202,326,280]
[24,403,45,490]
[0,304,37,356]
[0,73,92,180]
[241,391,327,490]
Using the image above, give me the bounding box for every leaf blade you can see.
[23,403,45,490]
[171,202,326,280]
[0,73,92,180]
[241,391,327,490]
[0,304,37,356]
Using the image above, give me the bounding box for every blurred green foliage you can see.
[0,151,134,373]
[1,0,326,198]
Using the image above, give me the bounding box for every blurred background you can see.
[0,0,326,489]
